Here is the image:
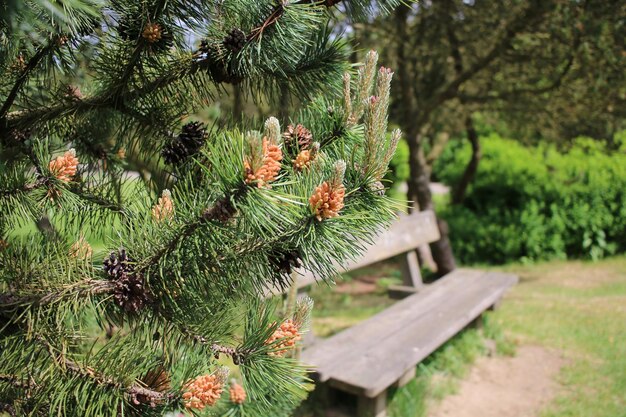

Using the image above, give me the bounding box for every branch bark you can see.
[451,116,481,205]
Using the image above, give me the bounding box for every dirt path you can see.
[428,345,565,417]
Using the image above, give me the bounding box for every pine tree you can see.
[0,1,401,416]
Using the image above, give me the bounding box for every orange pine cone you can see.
[152,189,174,222]
[229,382,246,404]
[69,235,92,260]
[244,137,283,187]
[309,181,345,221]
[49,149,79,182]
[182,373,225,410]
[265,319,301,356]
[293,150,312,171]
[142,23,162,43]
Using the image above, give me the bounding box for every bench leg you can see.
[400,250,424,289]
[393,367,416,388]
[488,297,502,311]
[357,391,387,417]
[468,314,484,329]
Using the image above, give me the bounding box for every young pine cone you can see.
[142,22,163,43]
[283,124,312,151]
[229,382,246,404]
[265,320,301,356]
[309,181,346,221]
[182,370,228,410]
[152,189,174,222]
[49,149,79,182]
[244,137,283,188]
[69,235,92,260]
[293,149,313,171]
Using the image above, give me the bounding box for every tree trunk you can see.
[406,131,456,277]
[452,115,481,205]
[395,6,456,277]
[233,84,243,120]
[278,82,290,122]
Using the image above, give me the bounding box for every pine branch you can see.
[69,187,127,215]
[0,177,47,197]
[39,338,172,406]
[4,0,353,137]
[0,403,17,417]
[0,279,115,312]
[248,3,287,41]
[296,0,343,6]
[138,186,247,271]
[0,373,33,390]
[0,37,60,119]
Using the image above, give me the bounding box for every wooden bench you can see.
[292,210,441,296]
[294,210,518,417]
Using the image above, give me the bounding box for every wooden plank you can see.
[292,210,440,290]
[301,269,486,379]
[326,272,518,397]
[301,269,483,371]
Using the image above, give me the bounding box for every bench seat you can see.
[301,268,518,409]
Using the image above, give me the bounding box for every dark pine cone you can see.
[113,273,151,314]
[269,249,302,290]
[162,121,208,165]
[223,28,246,53]
[283,124,313,151]
[206,60,243,84]
[197,40,244,85]
[199,39,211,54]
[203,197,237,223]
[103,248,135,281]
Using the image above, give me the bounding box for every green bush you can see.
[434,133,626,264]
[384,137,410,199]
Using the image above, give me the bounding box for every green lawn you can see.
[493,257,626,417]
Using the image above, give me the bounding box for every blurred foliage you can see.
[383,133,409,195]
[435,132,626,264]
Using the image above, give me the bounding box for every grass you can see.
[492,257,626,417]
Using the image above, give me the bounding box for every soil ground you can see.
[428,345,565,417]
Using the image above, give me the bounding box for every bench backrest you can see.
[292,210,440,289]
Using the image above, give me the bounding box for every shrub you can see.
[434,133,626,264]
[385,136,410,198]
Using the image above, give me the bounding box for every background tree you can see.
[0,1,401,415]
[361,0,626,274]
